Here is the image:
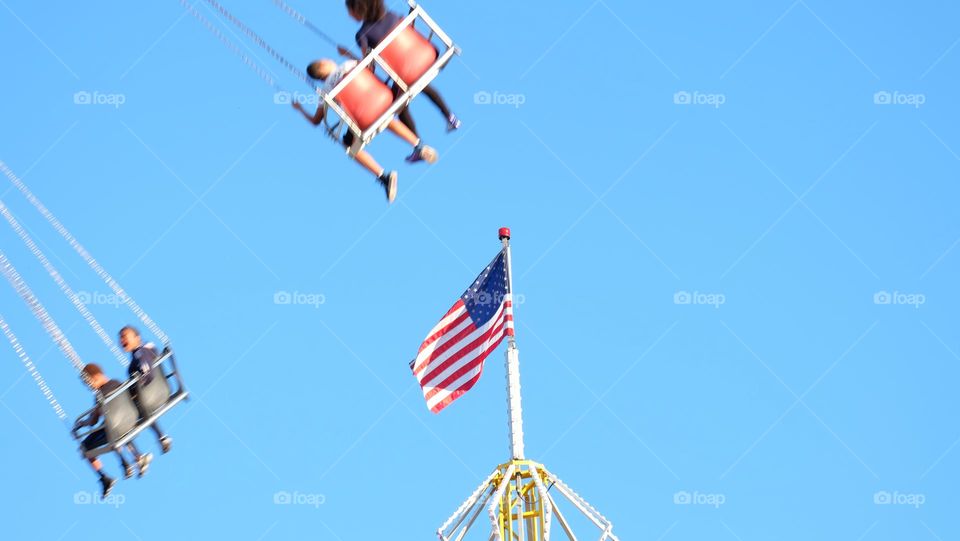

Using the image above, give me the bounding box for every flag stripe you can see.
[414,312,472,373]
[418,301,510,386]
[427,325,510,412]
[423,319,509,403]
[429,372,484,413]
[420,308,491,368]
[422,315,509,396]
[422,314,513,393]
[413,306,471,374]
[418,301,468,352]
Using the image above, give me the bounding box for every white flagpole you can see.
[437,228,621,541]
[499,227,525,460]
[438,228,620,541]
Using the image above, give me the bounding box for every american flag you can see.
[412,249,515,413]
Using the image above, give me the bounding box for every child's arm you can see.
[135,348,157,384]
[359,47,379,73]
[292,101,325,126]
[337,45,359,60]
[73,409,99,431]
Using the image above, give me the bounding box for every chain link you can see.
[0,315,68,420]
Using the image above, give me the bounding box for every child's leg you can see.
[353,150,398,202]
[151,422,166,441]
[387,119,421,147]
[88,457,105,474]
[128,441,153,476]
[152,423,172,453]
[398,107,418,136]
[114,450,130,469]
[81,430,116,494]
[88,456,116,496]
[341,132,386,178]
[126,441,142,460]
[353,150,386,178]
[421,85,453,119]
[389,120,439,164]
[393,84,419,136]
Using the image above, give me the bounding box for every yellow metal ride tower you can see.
[437,229,620,541]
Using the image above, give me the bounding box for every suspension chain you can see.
[0,249,85,372]
[0,161,170,345]
[0,315,69,420]
[0,199,128,366]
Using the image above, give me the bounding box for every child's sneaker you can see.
[446,114,461,133]
[378,171,398,203]
[159,435,173,454]
[137,453,153,478]
[100,476,116,498]
[405,145,438,164]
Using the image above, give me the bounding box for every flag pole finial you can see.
[498,227,511,241]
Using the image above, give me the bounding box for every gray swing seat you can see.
[73,348,188,459]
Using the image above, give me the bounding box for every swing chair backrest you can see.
[379,23,438,86]
[333,68,394,131]
[136,362,172,417]
[100,386,140,444]
[132,347,188,421]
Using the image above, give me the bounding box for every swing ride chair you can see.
[323,1,460,156]
[0,160,186,457]
[72,348,189,459]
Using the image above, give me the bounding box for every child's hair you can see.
[307,61,325,80]
[119,325,140,337]
[82,363,103,380]
[347,0,385,22]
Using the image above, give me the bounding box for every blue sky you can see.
[1,0,958,539]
